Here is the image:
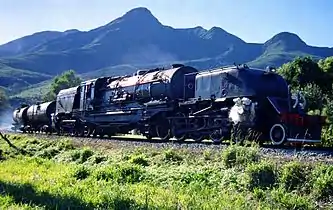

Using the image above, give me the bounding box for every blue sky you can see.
[0,0,332,46]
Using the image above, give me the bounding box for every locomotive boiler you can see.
[54,64,198,138]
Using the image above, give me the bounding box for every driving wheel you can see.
[269,123,287,145]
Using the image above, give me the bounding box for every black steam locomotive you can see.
[11,64,326,145]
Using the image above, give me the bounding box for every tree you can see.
[318,56,333,94]
[318,56,333,74]
[276,56,333,114]
[43,70,82,101]
[302,83,324,113]
[277,56,324,91]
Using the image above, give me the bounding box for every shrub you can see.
[270,188,314,210]
[56,139,75,151]
[68,148,94,164]
[0,149,4,160]
[94,166,115,182]
[89,154,108,165]
[79,148,94,163]
[253,188,266,201]
[35,147,60,159]
[163,149,183,162]
[222,145,259,168]
[115,164,144,184]
[69,150,81,162]
[280,162,309,191]
[311,165,333,201]
[246,161,277,190]
[179,169,213,186]
[129,154,149,166]
[72,165,91,180]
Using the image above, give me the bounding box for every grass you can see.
[1,134,333,209]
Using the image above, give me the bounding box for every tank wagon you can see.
[11,64,326,146]
[12,105,29,132]
[12,101,56,133]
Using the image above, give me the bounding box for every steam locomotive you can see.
[11,64,326,145]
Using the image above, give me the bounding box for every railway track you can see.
[2,130,333,163]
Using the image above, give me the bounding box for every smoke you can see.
[228,97,256,125]
[229,105,243,125]
[121,44,178,66]
[0,110,14,132]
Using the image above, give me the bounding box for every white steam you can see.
[121,44,178,65]
[0,110,14,132]
[228,97,257,125]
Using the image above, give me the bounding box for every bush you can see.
[79,148,94,163]
[56,139,75,151]
[311,165,333,201]
[0,149,4,160]
[222,145,259,168]
[163,149,183,162]
[115,164,144,184]
[179,169,213,186]
[246,161,276,190]
[89,154,108,165]
[68,148,94,164]
[129,154,149,166]
[69,150,81,162]
[270,188,314,210]
[94,166,115,182]
[35,147,60,159]
[73,165,91,180]
[280,162,309,191]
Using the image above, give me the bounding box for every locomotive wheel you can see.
[189,133,204,142]
[171,113,187,141]
[82,125,92,137]
[210,130,224,144]
[269,123,286,145]
[155,124,170,141]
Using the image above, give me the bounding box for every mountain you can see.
[0,30,81,57]
[1,7,333,96]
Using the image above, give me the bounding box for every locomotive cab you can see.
[187,64,326,145]
[267,89,326,145]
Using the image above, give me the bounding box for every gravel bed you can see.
[3,131,333,163]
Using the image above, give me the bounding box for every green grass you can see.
[1,134,333,209]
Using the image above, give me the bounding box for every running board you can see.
[286,138,321,143]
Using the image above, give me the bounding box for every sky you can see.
[0,0,332,47]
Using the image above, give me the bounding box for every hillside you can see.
[1,7,333,97]
[0,62,52,93]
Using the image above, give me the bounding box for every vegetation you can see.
[43,70,82,101]
[0,88,9,112]
[276,56,333,146]
[0,134,333,209]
